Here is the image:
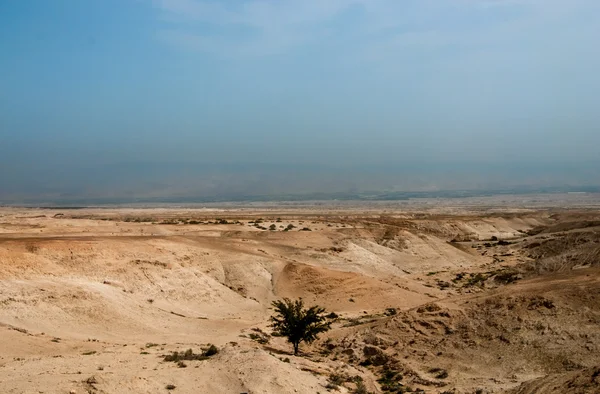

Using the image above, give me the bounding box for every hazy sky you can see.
[1,0,599,200]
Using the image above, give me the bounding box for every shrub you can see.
[248,328,270,344]
[429,368,448,379]
[25,244,39,253]
[465,273,488,287]
[385,308,397,316]
[377,368,403,392]
[326,312,339,320]
[328,373,346,387]
[203,344,219,357]
[493,270,521,284]
[353,380,368,394]
[163,345,218,362]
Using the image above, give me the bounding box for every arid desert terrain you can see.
[1,198,599,393]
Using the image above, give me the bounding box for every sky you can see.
[1,0,599,201]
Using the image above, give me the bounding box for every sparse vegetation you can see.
[353,379,369,394]
[343,318,364,327]
[203,344,219,357]
[465,273,487,287]
[525,237,600,274]
[25,244,39,253]
[384,308,397,316]
[376,367,404,392]
[493,270,521,284]
[163,346,218,362]
[248,328,271,344]
[326,312,339,319]
[429,367,448,379]
[327,372,346,389]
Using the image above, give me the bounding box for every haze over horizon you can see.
[1,0,599,202]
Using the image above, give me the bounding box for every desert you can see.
[1,196,599,393]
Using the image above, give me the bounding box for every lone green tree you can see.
[269,298,332,355]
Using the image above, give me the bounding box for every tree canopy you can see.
[269,298,332,355]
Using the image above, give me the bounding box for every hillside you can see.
[0,207,598,393]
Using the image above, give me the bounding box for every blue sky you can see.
[1,0,599,200]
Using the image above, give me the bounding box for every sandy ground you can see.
[0,205,599,393]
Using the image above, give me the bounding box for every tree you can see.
[269,298,332,355]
